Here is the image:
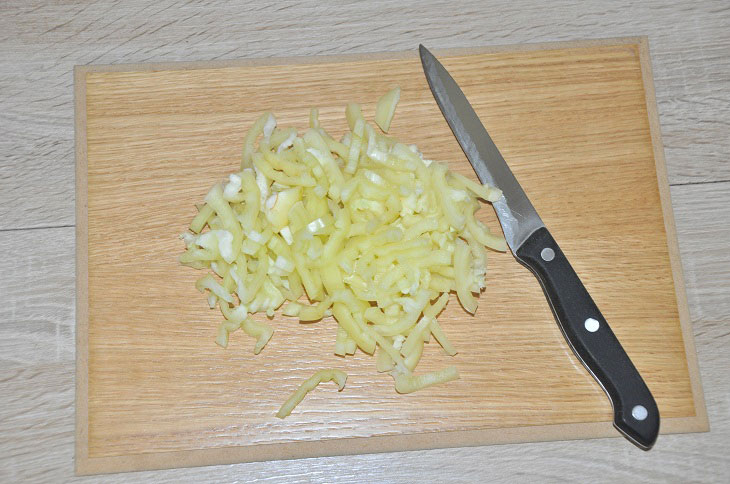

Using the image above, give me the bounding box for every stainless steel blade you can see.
[419,45,544,253]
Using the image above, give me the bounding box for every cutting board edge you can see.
[73,36,646,74]
[74,63,91,471]
[75,416,707,475]
[637,38,709,431]
[74,36,709,475]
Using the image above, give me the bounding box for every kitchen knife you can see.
[419,45,659,450]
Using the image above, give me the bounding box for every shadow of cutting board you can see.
[74,37,708,475]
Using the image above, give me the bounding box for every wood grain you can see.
[4,182,729,482]
[2,1,729,232]
[75,39,704,474]
[2,1,729,482]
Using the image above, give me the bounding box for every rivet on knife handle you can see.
[419,44,660,449]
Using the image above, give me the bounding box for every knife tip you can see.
[418,44,431,64]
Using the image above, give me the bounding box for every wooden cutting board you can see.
[74,37,708,475]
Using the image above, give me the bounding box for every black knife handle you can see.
[515,227,659,450]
